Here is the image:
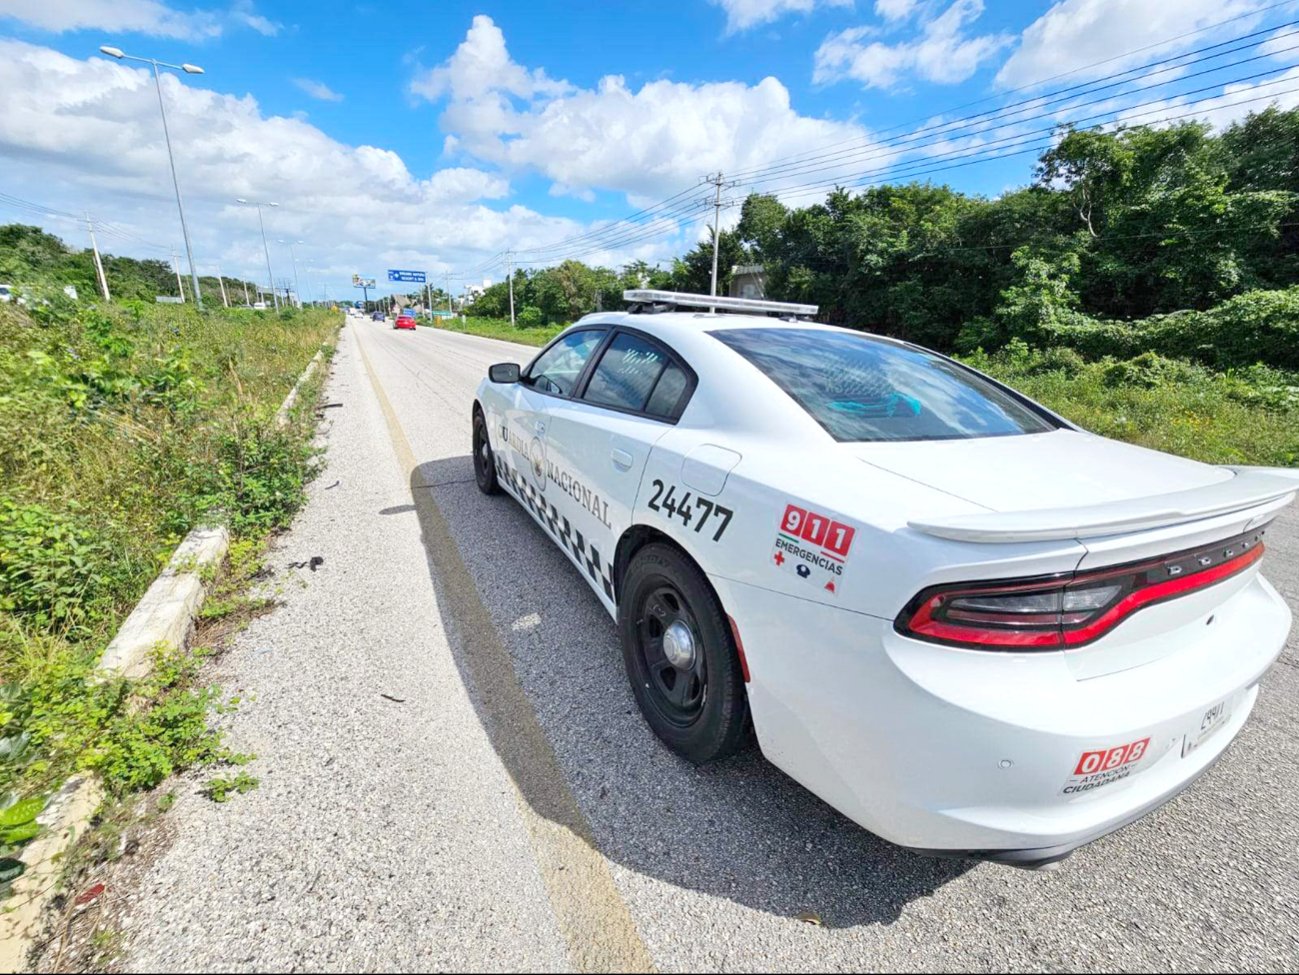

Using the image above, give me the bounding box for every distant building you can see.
[729,263,765,300]
[463,277,493,302]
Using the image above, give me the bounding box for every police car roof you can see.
[570,309,895,344]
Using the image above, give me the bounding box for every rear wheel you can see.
[619,543,749,763]
[472,410,500,495]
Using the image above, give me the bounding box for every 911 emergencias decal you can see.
[771,504,856,597]
[646,479,734,541]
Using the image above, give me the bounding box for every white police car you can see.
[471,289,1297,867]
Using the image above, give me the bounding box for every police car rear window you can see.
[584,333,668,413]
[710,328,1056,442]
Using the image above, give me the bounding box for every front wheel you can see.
[472,411,500,495]
[619,543,750,764]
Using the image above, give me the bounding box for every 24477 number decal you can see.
[647,479,734,541]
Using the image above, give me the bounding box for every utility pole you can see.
[507,252,515,327]
[172,250,185,301]
[445,273,453,315]
[85,213,110,301]
[216,266,229,307]
[242,279,250,306]
[706,171,727,309]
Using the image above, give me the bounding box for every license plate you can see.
[1182,696,1232,757]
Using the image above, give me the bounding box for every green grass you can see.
[0,299,339,877]
[426,315,564,347]
[963,342,1299,467]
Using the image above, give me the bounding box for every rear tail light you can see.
[896,527,1267,650]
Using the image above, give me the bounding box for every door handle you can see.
[535,420,546,435]
[611,448,634,471]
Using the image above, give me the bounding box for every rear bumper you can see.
[912,746,1226,869]
[712,572,1290,861]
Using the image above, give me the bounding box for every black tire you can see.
[619,543,750,764]
[472,410,501,495]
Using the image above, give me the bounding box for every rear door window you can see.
[581,332,693,420]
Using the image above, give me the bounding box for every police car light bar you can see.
[622,289,818,317]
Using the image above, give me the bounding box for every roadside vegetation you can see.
[0,224,262,308]
[429,315,562,347]
[0,285,337,891]
[458,108,1299,468]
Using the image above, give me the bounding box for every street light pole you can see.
[98,46,205,310]
[237,198,279,310]
[215,265,229,307]
[279,239,304,308]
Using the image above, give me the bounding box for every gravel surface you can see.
[107,319,1299,972]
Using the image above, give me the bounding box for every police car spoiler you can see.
[908,467,1299,543]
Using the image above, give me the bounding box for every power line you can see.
[732,31,1299,189]
[511,183,705,256]
[511,198,713,264]
[736,59,1299,200]
[730,1,1297,179]
[513,202,717,265]
[768,79,1299,206]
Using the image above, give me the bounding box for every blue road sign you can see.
[387,269,427,283]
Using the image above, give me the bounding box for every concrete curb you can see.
[98,524,230,680]
[0,335,334,971]
[274,348,324,428]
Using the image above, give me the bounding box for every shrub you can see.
[1024,287,1299,371]
[0,501,119,634]
[1101,352,1203,389]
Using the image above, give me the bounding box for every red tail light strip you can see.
[897,527,1267,651]
[1061,543,1262,646]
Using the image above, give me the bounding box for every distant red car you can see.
[394,314,417,331]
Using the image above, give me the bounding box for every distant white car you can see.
[471,290,1297,868]
[0,284,12,303]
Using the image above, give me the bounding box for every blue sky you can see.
[1,0,1298,300]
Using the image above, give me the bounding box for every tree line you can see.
[468,106,1299,368]
[0,224,267,307]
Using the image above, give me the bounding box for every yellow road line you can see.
[355,327,655,974]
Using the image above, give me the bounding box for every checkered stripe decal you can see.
[494,455,616,602]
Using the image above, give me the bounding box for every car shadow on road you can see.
[408,455,971,929]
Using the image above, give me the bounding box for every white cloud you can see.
[413,15,874,202]
[709,0,852,33]
[996,0,1269,89]
[231,2,280,38]
[0,0,281,41]
[293,77,343,102]
[410,14,569,103]
[0,39,589,295]
[814,0,1012,89]
[875,0,917,20]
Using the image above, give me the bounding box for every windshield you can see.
[710,327,1057,443]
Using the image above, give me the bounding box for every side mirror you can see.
[489,362,521,384]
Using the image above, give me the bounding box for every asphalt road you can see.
[105,317,1299,972]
